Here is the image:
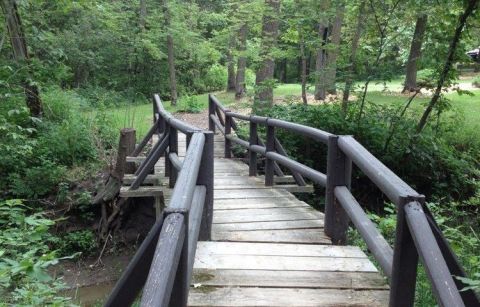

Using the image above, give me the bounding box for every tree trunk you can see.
[254,0,281,111]
[139,0,147,30]
[342,0,365,112]
[1,0,42,117]
[93,128,136,206]
[402,14,427,93]
[300,30,307,104]
[161,0,178,105]
[416,0,478,133]
[235,24,247,99]
[227,37,236,91]
[314,0,330,101]
[325,2,345,94]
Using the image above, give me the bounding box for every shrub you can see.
[57,230,97,257]
[473,75,480,88]
[265,103,478,203]
[0,199,73,306]
[180,95,203,113]
[203,64,227,91]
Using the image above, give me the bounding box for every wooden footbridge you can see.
[104,95,479,307]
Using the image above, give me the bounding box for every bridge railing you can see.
[209,94,479,307]
[105,94,213,307]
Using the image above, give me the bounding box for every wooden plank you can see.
[119,186,164,197]
[213,207,323,219]
[212,229,331,244]
[193,254,376,272]
[195,241,366,258]
[214,200,310,210]
[213,213,321,224]
[214,189,292,200]
[191,269,389,290]
[212,220,323,231]
[123,174,162,185]
[188,287,389,306]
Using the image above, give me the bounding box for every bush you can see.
[180,95,203,113]
[265,103,478,203]
[57,230,97,257]
[473,75,480,88]
[203,64,227,91]
[0,88,106,199]
[0,199,73,306]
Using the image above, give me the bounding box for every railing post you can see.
[164,122,171,178]
[169,210,189,307]
[168,125,178,188]
[224,112,232,158]
[325,135,351,245]
[208,94,215,133]
[389,196,420,307]
[249,120,258,177]
[265,123,275,186]
[198,131,214,241]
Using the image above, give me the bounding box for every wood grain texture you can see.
[188,287,389,306]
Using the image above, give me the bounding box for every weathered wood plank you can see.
[123,174,162,185]
[214,207,322,218]
[213,213,321,224]
[212,220,323,231]
[212,229,331,244]
[191,269,388,290]
[193,253,376,272]
[195,242,366,258]
[214,189,291,199]
[188,287,389,306]
[119,186,164,197]
[214,200,310,210]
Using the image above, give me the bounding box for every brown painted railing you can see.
[105,95,213,307]
[209,94,479,307]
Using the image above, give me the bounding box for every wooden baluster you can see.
[208,94,215,133]
[249,121,258,177]
[389,197,420,307]
[169,126,178,188]
[224,112,232,158]
[325,135,351,244]
[198,131,214,241]
[265,124,275,186]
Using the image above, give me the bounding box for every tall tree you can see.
[324,2,345,94]
[416,0,479,133]
[161,0,178,105]
[402,14,427,93]
[254,0,281,111]
[235,24,247,98]
[314,0,330,100]
[226,36,236,92]
[139,0,147,30]
[342,0,365,112]
[1,0,42,117]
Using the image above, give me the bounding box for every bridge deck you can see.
[157,133,389,306]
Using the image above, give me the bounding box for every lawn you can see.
[94,79,480,138]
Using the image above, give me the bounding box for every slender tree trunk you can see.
[325,2,345,94]
[254,0,281,111]
[139,0,147,30]
[235,24,247,99]
[416,0,478,133]
[300,30,307,104]
[314,1,330,101]
[342,1,365,113]
[402,14,427,93]
[1,0,42,117]
[227,36,236,91]
[161,0,177,105]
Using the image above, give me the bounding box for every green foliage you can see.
[0,199,73,306]
[266,103,478,202]
[473,75,480,88]
[0,88,109,199]
[180,95,203,113]
[57,230,97,258]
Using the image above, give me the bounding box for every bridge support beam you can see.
[198,131,214,241]
[265,124,275,186]
[325,135,351,245]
